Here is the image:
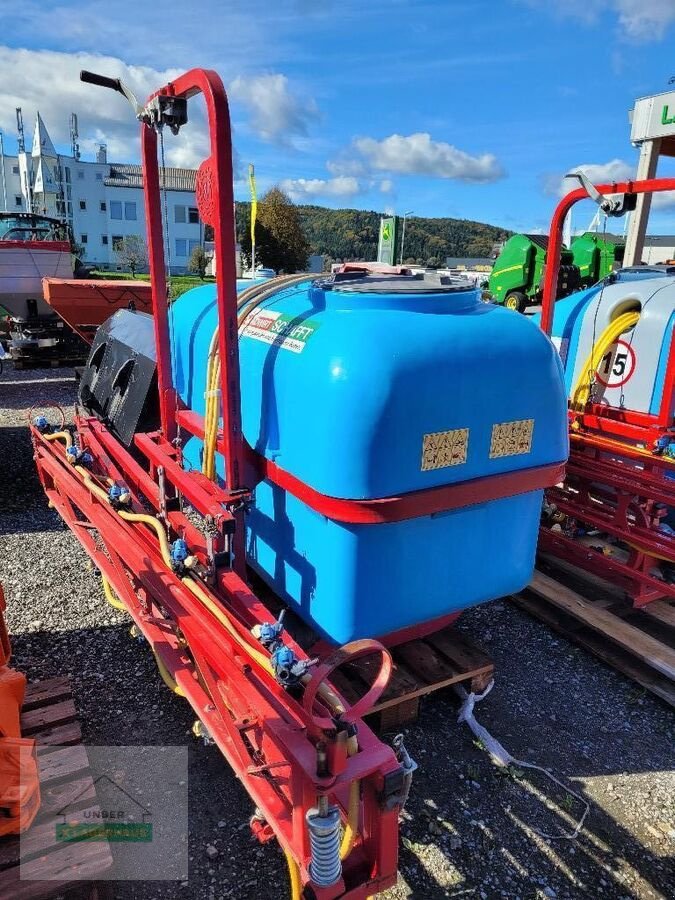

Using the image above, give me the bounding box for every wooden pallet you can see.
[246,570,495,731]
[0,677,113,900]
[514,563,675,708]
[329,626,494,731]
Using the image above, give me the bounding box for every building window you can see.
[77,170,84,180]
[112,235,124,251]
[81,234,88,244]
[100,201,106,212]
[110,201,123,220]
[175,238,187,257]
[79,199,87,210]
[65,167,71,183]
[12,166,19,175]
[174,205,186,224]
[101,235,109,246]
[124,201,137,221]
[96,173,103,181]
[14,195,22,207]
[189,240,200,254]
[188,207,199,224]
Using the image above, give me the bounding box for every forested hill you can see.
[235,201,510,266]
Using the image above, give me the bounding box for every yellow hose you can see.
[340,776,360,859]
[102,576,125,610]
[152,649,186,696]
[570,310,640,411]
[284,846,302,900]
[201,274,312,482]
[43,430,73,448]
[72,450,364,869]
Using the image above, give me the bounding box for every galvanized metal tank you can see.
[171,271,568,643]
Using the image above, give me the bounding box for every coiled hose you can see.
[570,310,640,411]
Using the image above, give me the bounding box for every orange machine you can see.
[0,585,40,835]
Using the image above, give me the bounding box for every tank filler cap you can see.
[317,271,475,294]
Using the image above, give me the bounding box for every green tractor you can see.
[488,233,581,312]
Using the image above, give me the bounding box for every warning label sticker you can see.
[241,309,320,354]
[421,428,469,471]
[489,418,534,459]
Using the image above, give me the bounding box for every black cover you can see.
[78,309,159,446]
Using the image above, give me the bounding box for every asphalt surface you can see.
[0,365,673,899]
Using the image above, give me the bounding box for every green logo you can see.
[382,222,391,241]
[662,104,675,126]
[57,822,153,843]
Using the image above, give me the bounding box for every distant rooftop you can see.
[644,235,675,245]
[104,164,196,192]
[445,256,495,268]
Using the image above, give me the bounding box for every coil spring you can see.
[305,804,341,887]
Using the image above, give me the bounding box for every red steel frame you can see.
[30,69,401,898]
[538,178,675,604]
[31,67,568,895]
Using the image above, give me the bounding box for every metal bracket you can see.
[565,170,637,217]
[80,70,188,134]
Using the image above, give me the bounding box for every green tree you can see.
[240,187,309,273]
[116,235,148,277]
[189,245,209,279]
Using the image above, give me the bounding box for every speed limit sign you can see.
[596,338,636,388]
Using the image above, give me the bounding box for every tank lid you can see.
[316,270,475,294]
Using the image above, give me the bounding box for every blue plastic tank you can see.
[171,272,568,644]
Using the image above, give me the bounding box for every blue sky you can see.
[1,0,675,231]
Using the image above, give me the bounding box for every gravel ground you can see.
[0,364,673,900]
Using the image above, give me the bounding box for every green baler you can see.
[488,233,580,312]
[570,232,624,287]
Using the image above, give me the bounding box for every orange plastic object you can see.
[42,277,153,343]
[0,586,40,834]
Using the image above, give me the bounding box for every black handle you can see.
[80,70,124,94]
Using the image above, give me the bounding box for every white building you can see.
[0,113,203,273]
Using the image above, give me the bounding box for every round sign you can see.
[595,338,636,388]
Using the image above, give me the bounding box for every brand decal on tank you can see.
[241,309,320,354]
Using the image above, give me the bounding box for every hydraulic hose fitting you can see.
[66,446,93,467]
[306,802,342,887]
[270,645,315,687]
[170,538,198,574]
[108,482,131,508]
[392,734,418,811]
[253,610,286,650]
[34,415,53,434]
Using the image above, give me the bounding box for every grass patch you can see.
[90,271,215,299]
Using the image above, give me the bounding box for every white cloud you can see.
[333,132,504,183]
[616,0,675,39]
[0,46,320,173]
[524,0,675,41]
[547,159,634,196]
[0,46,212,166]
[279,176,360,200]
[651,190,675,209]
[379,178,394,193]
[229,73,318,143]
